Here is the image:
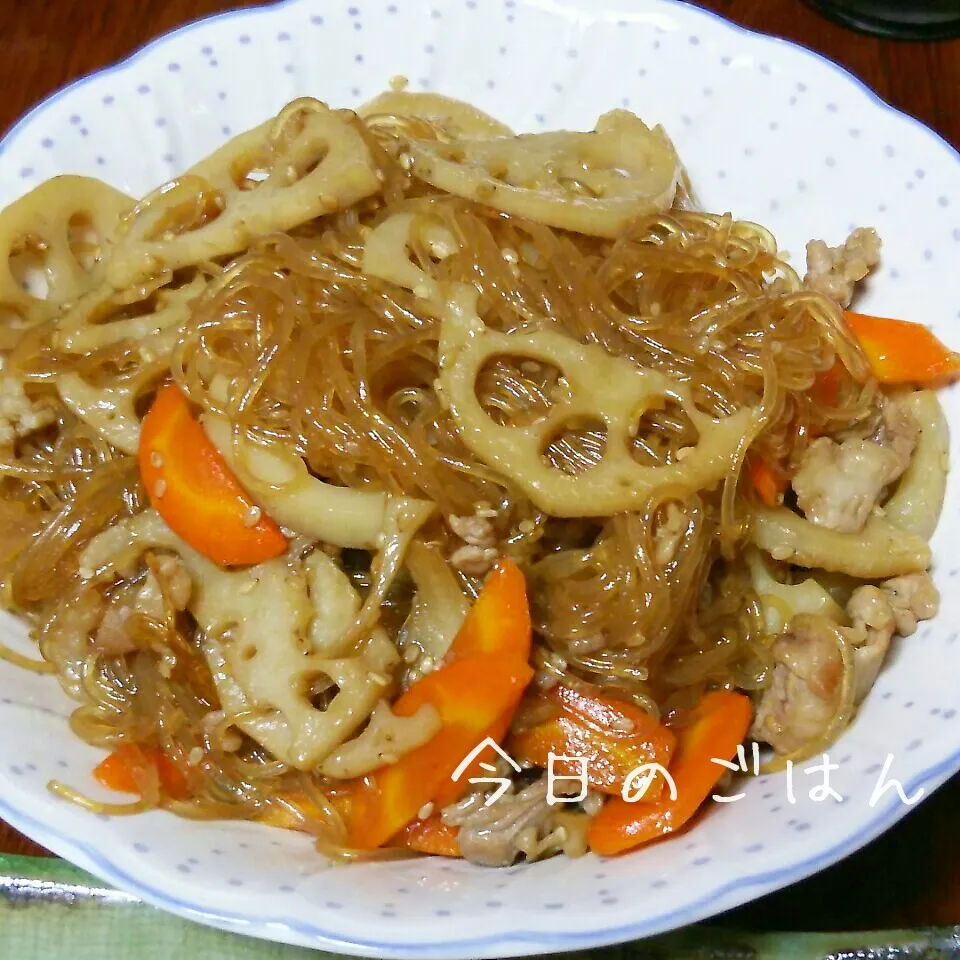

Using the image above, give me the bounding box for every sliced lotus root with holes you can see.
[0,176,134,326]
[54,273,207,354]
[193,552,400,770]
[359,90,514,140]
[105,98,382,288]
[79,509,402,770]
[438,284,758,517]
[406,109,682,238]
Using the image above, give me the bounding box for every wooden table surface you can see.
[1,0,959,934]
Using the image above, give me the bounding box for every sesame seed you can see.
[417,802,435,820]
[368,672,390,686]
[153,479,167,498]
[149,451,164,468]
[243,505,262,528]
[518,519,535,534]
[187,747,204,765]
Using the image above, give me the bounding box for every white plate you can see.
[0,1,958,956]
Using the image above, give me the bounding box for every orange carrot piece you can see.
[432,709,513,809]
[93,744,189,801]
[587,690,752,856]
[138,385,287,566]
[346,653,533,851]
[810,361,846,408]
[845,311,960,385]
[445,558,532,662]
[431,558,533,808]
[748,456,788,508]
[391,815,461,858]
[510,685,676,797]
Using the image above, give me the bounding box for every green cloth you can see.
[1,854,957,959]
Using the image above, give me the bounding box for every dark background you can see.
[0,0,957,932]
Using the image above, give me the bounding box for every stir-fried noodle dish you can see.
[0,90,954,866]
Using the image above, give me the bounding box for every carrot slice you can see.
[845,312,960,385]
[587,690,752,856]
[431,558,533,808]
[445,558,531,662]
[138,385,287,566]
[93,744,189,801]
[346,653,533,850]
[391,815,461,858]
[810,361,846,408]
[748,456,788,508]
[510,684,676,797]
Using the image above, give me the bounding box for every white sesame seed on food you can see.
[154,479,167,498]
